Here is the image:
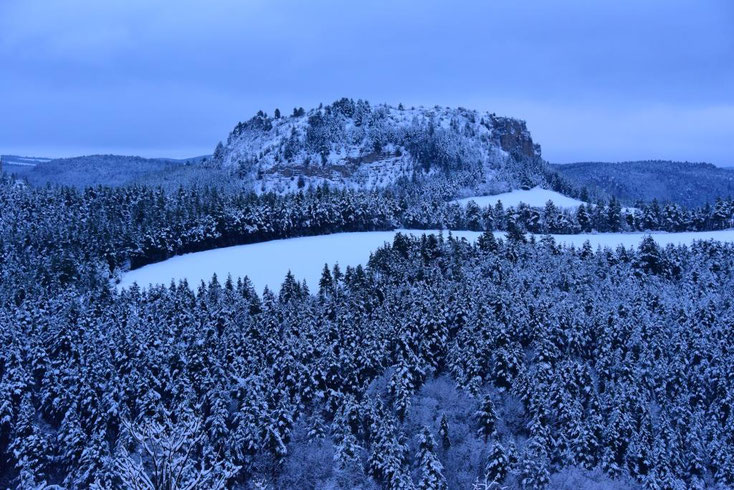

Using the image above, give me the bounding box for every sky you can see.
[1,0,733,165]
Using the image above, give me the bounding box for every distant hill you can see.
[213,98,551,195]
[0,155,54,179]
[552,160,734,208]
[1,155,53,166]
[2,154,229,189]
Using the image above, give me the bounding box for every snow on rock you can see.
[453,187,586,209]
[118,229,734,294]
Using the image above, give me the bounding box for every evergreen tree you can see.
[505,212,526,243]
[438,414,451,450]
[10,394,49,487]
[466,200,482,231]
[477,230,498,252]
[58,403,86,483]
[607,197,622,231]
[213,141,225,160]
[576,204,591,232]
[475,395,498,441]
[484,441,509,484]
[520,438,550,490]
[368,416,409,488]
[319,263,333,295]
[542,200,559,233]
[416,427,447,490]
[636,236,664,275]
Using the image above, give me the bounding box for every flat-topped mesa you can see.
[213,98,547,194]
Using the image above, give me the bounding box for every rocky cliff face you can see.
[492,117,541,160]
[213,98,547,195]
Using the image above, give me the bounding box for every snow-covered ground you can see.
[118,231,408,294]
[453,187,586,209]
[118,229,734,294]
[454,187,638,213]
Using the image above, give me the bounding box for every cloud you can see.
[0,0,732,163]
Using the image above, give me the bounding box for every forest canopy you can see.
[1,174,734,488]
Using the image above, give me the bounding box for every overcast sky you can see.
[1,0,732,165]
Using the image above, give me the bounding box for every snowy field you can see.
[118,228,734,293]
[453,187,586,209]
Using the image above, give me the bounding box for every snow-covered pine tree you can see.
[415,427,447,490]
[475,395,498,441]
[484,441,509,484]
[438,414,451,450]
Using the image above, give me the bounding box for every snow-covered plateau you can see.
[213,99,547,195]
[118,228,734,293]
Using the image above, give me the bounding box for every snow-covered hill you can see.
[453,187,586,209]
[213,98,547,194]
[454,186,639,215]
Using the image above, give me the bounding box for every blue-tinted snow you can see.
[118,228,734,293]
